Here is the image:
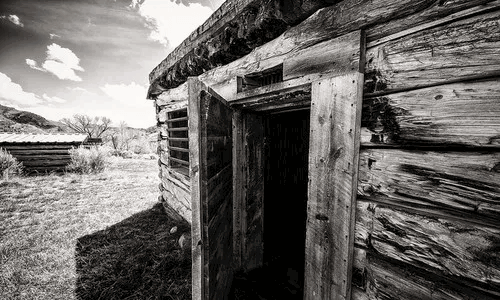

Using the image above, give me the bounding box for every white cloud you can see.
[0,72,70,111]
[25,43,84,81]
[49,33,61,39]
[0,72,42,106]
[42,93,67,103]
[133,0,213,48]
[0,14,24,27]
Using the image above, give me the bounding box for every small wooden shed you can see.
[0,133,89,173]
[148,0,500,299]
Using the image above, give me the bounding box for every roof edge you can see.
[147,0,339,99]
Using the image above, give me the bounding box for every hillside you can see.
[0,104,67,133]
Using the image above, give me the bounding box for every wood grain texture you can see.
[361,79,500,147]
[188,78,203,300]
[352,250,500,300]
[354,200,500,297]
[358,149,500,226]
[155,82,188,107]
[365,10,500,95]
[232,110,244,270]
[202,30,364,101]
[304,73,363,300]
[242,113,264,271]
[283,30,365,80]
[188,78,234,300]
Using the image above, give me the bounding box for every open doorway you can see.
[231,109,310,299]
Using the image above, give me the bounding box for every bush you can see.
[67,146,109,174]
[0,148,23,180]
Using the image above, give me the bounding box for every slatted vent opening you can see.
[167,108,189,176]
[237,64,283,92]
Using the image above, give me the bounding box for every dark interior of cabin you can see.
[231,109,310,299]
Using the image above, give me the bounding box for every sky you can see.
[0,0,224,128]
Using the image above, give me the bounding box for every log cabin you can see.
[147,0,500,299]
[0,133,89,173]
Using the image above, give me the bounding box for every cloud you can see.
[25,43,84,81]
[49,33,61,39]
[42,94,67,103]
[0,72,42,106]
[133,0,213,48]
[0,72,70,110]
[0,14,24,27]
[100,82,149,107]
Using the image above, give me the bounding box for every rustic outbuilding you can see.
[148,0,500,299]
[0,133,89,173]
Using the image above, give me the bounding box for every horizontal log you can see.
[283,30,365,80]
[358,149,500,225]
[10,155,70,161]
[20,159,71,165]
[5,149,71,155]
[156,101,188,123]
[168,146,189,153]
[365,10,500,94]
[167,127,188,132]
[355,200,500,294]
[0,144,80,150]
[161,163,190,191]
[352,250,500,300]
[361,79,500,147]
[168,156,189,166]
[166,116,188,123]
[155,81,188,106]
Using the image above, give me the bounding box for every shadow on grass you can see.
[75,203,191,300]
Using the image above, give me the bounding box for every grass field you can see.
[0,157,191,300]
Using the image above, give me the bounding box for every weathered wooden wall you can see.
[155,83,192,223]
[353,2,500,299]
[150,0,500,298]
[1,143,83,173]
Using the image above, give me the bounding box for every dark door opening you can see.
[230,109,310,299]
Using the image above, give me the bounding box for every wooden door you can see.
[189,78,234,300]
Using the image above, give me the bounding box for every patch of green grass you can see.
[0,158,191,300]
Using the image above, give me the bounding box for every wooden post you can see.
[304,72,363,300]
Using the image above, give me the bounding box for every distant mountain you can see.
[0,104,68,133]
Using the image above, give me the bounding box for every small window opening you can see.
[167,108,189,176]
[237,64,283,92]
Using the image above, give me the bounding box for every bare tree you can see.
[60,114,112,138]
[108,121,139,151]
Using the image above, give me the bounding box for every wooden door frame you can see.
[191,29,365,300]
[228,73,363,300]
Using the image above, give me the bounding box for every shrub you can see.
[67,146,109,174]
[0,148,23,180]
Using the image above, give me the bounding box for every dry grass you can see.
[0,157,191,300]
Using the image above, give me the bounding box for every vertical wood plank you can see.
[232,110,244,270]
[243,113,265,271]
[304,72,364,300]
[188,78,203,300]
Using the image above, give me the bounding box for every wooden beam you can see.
[352,249,500,300]
[355,200,500,296]
[188,78,203,300]
[358,149,500,227]
[304,72,363,300]
[365,10,500,95]
[360,79,500,148]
